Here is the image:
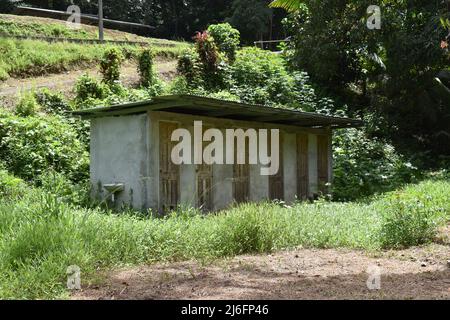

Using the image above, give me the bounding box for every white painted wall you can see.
[90,114,149,210]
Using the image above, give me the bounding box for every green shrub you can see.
[207,23,240,63]
[332,128,419,201]
[379,195,444,248]
[138,48,157,87]
[74,74,108,102]
[35,89,73,115]
[0,111,89,182]
[0,169,26,199]
[100,48,124,84]
[177,48,204,87]
[230,47,296,106]
[15,91,40,117]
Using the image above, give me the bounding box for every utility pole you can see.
[98,0,104,41]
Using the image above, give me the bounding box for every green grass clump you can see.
[0,176,447,299]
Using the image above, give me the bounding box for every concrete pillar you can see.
[283,132,297,203]
[213,164,233,211]
[250,164,269,202]
[308,134,318,196]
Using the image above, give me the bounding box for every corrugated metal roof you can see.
[71,95,363,129]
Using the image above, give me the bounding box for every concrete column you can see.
[283,132,297,203]
[250,164,269,202]
[145,113,159,213]
[308,134,318,196]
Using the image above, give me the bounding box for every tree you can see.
[227,0,273,44]
[0,0,19,13]
[281,0,450,159]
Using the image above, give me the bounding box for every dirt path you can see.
[0,58,177,108]
[73,244,450,300]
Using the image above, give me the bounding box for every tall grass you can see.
[0,175,448,299]
[0,38,189,80]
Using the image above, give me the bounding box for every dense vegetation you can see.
[279,0,450,163]
[0,0,448,300]
[2,0,287,43]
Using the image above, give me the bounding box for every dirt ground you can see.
[72,244,450,300]
[0,58,177,108]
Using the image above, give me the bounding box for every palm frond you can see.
[269,0,303,12]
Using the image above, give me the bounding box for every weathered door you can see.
[197,127,213,212]
[233,144,250,204]
[297,133,309,200]
[159,122,180,212]
[269,133,284,201]
[317,135,330,194]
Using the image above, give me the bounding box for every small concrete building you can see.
[73,95,362,213]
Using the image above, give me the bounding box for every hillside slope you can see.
[0,14,186,104]
[0,14,187,78]
[0,14,180,46]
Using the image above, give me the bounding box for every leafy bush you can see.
[74,74,108,103]
[230,47,296,106]
[35,89,73,115]
[15,91,40,117]
[207,23,240,63]
[138,49,157,87]
[332,128,419,201]
[177,48,203,87]
[100,48,124,84]
[0,169,26,199]
[0,111,89,182]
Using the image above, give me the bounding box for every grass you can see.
[0,14,189,81]
[0,173,448,299]
[0,14,183,45]
[0,38,188,80]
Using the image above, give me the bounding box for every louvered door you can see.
[317,135,330,194]
[269,133,284,201]
[159,122,180,212]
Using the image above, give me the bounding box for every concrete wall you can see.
[90,111,332,212]
[90,114,149,210]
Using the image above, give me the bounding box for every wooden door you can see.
[197,127,213,212]
[233,143,250,204]
[269,132,284,201]
[317,135,330,194]
[297,133,309,200]
[159,122,180,212]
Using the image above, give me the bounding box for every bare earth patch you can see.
[73,244,450,300]
[0,58,177,108]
